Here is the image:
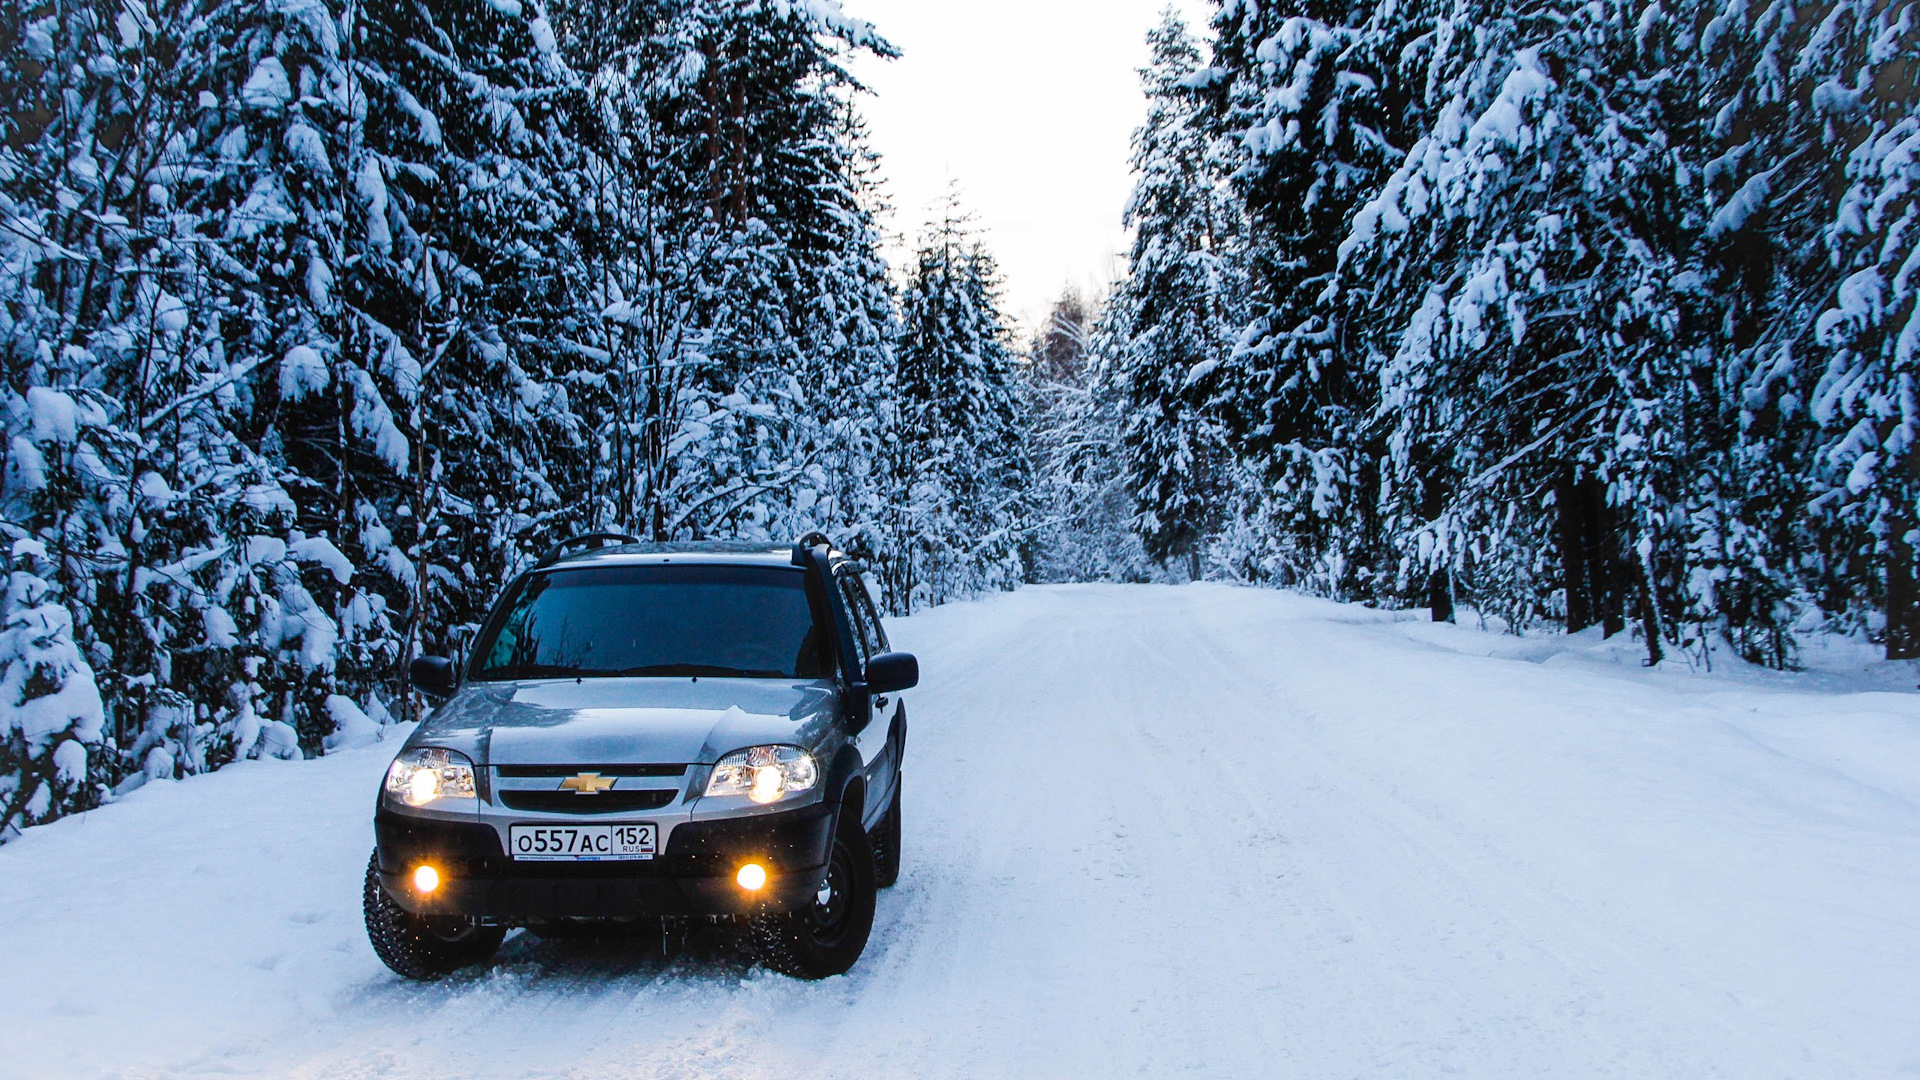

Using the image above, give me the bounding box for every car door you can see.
[853,579,904,811]
[838,570,898,818]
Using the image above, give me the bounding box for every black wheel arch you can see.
[823,743,867,832]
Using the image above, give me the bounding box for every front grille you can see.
[498,789,680,814]
[495,764,687,779]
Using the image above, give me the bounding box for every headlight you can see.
[384,747,477,807]
[705,745,818,804]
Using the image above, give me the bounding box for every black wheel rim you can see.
[803,837,855,945]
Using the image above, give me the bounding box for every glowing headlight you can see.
[384,747,477,808]
[706,745,817,804]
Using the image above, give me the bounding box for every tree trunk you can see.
[1428,569,1454,623]
[1556,466,1593,632]
[1418,449,1452,623]
[1888,521,1920,659]
[1558,467,1627,637]
[1637,550,1665,666]
[1586,482,1626,638]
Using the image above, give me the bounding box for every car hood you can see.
[410,677,841,766]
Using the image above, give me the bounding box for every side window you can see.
[838,575,874,669]
[852,576,889,652]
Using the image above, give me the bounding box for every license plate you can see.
[508,822,657,861]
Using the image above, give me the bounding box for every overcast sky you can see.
[841,0,1214,335]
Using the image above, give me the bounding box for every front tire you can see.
[750,811,876,979]
[363,851,505,980]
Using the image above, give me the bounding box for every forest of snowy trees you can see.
[1098,0,1920,670]
[5,0,1917,836]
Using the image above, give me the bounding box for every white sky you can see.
[841,0,1214,336]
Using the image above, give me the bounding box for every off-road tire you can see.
[363,851,506,980]
[871,777,902,888]
[750,811,876,979]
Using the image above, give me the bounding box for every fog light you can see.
[413,864,441,893]
[736,863,767,891]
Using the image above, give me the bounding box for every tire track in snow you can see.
[1171,586,1842,1077]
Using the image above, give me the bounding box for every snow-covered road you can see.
[5,584,1919,1079]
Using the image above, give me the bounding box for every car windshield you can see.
[470,564,829,680]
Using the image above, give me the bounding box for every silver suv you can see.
[362,533,915,980]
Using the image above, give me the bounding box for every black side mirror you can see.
[863,651,918,694]
[409,655,457,699]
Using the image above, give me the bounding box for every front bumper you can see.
[374,802,835,920]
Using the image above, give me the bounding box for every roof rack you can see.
[534,532,640,568]
[791,531,833,567]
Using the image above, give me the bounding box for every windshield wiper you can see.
[475,663,590,681]
[605,663,787,678]
[478,662,791,680]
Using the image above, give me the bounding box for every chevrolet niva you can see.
[363,533,915,980]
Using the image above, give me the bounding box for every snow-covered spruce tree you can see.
[1025,288,1152,583]
[206,0,574,748]
[351,0,597,692]
[209,0,615,743]
[0,0,142,805]
[1699,0,1920,659]
[1334,0,1709,660]
[1192,0,1410,602]
[0,542,106,836]
[791,103,909,571]
[0,0,320,801]
[167,0,395,755]
[546,0,900,556]
[883,200,1032,610]
[1809,12,1920,656]
[707,38,904,557]
[1656,0,1865,666]
[1100,10,1243,579]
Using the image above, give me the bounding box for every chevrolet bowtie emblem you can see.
[559,772,615,795]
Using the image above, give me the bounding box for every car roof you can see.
[541,541,838,571]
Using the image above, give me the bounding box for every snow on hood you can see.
[411,676,840,766]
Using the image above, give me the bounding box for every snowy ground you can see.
[4,583,1919,1079]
